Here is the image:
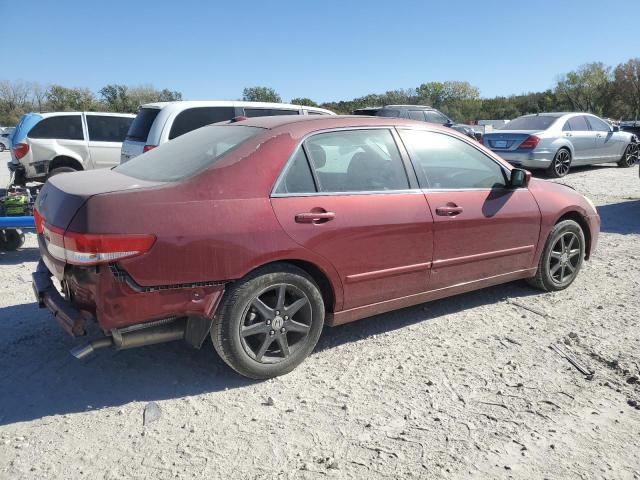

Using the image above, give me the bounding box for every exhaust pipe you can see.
[70,318,185,360]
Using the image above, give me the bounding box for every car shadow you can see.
[0,246,40,265]
[596,200,640,234]
[531,163,618,179]
[0,280,539,426]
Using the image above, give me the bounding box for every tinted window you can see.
[353,109,380,116]
[377,109,401,118]
[28,115,84,140]
[87,115,133,142]
[408,110,426,121]
[424,111,450,124]
[304,129,409,192]
[116,125,262,182]
[244,108,300,117]
[500,115,560,131]
[306,110,326,116]
[399,129,508,189]
[126,108,160,141]
[566,116,590,131]
[586,116,611,132]
[169,107,236,140]
[274,148,316,194]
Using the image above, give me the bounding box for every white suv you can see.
[120,101,335,163]
[9,111,135,184]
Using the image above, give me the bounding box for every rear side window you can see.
[126,108,160,141]
[566,116,590,131]
[424,111,450,124]
[115,125,262,182]
[273,148,316,194]
[169,107,237,140]
[303,129,409,192]
[87,115,133,142]
[399,129,508,189]
[377,109,401,118]
[305,110,326,116]
[244,108,300,117]
[28,115,84,140]
[408,110,426,121]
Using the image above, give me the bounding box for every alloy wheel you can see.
[240,283,312,363]
[554,150,571,176]
[623,143,639,167]
[548,232,580,284]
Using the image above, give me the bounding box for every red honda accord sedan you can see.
[32,115,600,379]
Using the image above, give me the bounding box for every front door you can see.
[271,128,434,310]
[586,115,622,162]
[397,128,541,289]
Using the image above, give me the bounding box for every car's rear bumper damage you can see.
[32,234,227,358]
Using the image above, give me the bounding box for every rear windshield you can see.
[499,115,560,131]
[126,108,160,141]
[115,125,262,182]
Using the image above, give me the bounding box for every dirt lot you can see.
[0,151,639,479]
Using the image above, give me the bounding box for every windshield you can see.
[499,115,560,131]
[116,125,262,182]
[126,108,160,141]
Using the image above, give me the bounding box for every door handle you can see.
[565,133,572,137]
[596,133,602,138]
[436,205,463,217]
[295,211,336,224]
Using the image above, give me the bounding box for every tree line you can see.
[1,57,638,127]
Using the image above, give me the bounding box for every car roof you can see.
[138,100,335,115]
[39,111,136,118]
[227,114,453,132]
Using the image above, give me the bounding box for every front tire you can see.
[527,219,585,292]
[617,143,639,168]
[211,263,325,379]
[546,149,572,178]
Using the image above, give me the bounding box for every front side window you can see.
[586,116,611,132]
[87,115,133,142]
[169,107,236,140]
[566,116,590,132]
[303,129,409,192]
[28,115,84,141]
[399,129,508,189]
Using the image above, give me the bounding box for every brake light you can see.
[42,221,155,265]
[519,135,540,150]
[14,142,29,159]
[143,144,156,153]
[33,208,43,234]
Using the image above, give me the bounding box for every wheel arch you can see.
[556,210,592,259]
[49,155,84,172]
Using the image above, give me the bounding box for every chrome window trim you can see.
[270,126,413,197]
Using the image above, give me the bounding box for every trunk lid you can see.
[482,130,541,151]
[36,169,162,230]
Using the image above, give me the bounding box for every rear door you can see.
[86,114,133,169]
[398,128,540,289]
[563,116,596,164]
[27,114,88,167]
[271,128,434,310]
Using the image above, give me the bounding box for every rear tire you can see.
[527,219,585,292]
[47,166,77,179]
[0,144,5,152]
[546,149,571,178]
[211,263,325,379]
[617,143,639,168]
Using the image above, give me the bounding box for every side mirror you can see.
[509,168,530,188]
[612,125,620,132]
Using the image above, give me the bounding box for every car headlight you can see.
[583,194,596,212]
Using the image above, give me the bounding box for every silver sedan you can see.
[483,112,638,177]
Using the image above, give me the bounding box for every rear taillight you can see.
[519,135,540,150]
[42,221,155,266]
[33,208,43,234]
[13,142,29,159]
[143,145,156,153]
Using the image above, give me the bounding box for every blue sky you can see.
[2,0,637,102]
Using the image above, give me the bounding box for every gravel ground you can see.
[1,151,639,479]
